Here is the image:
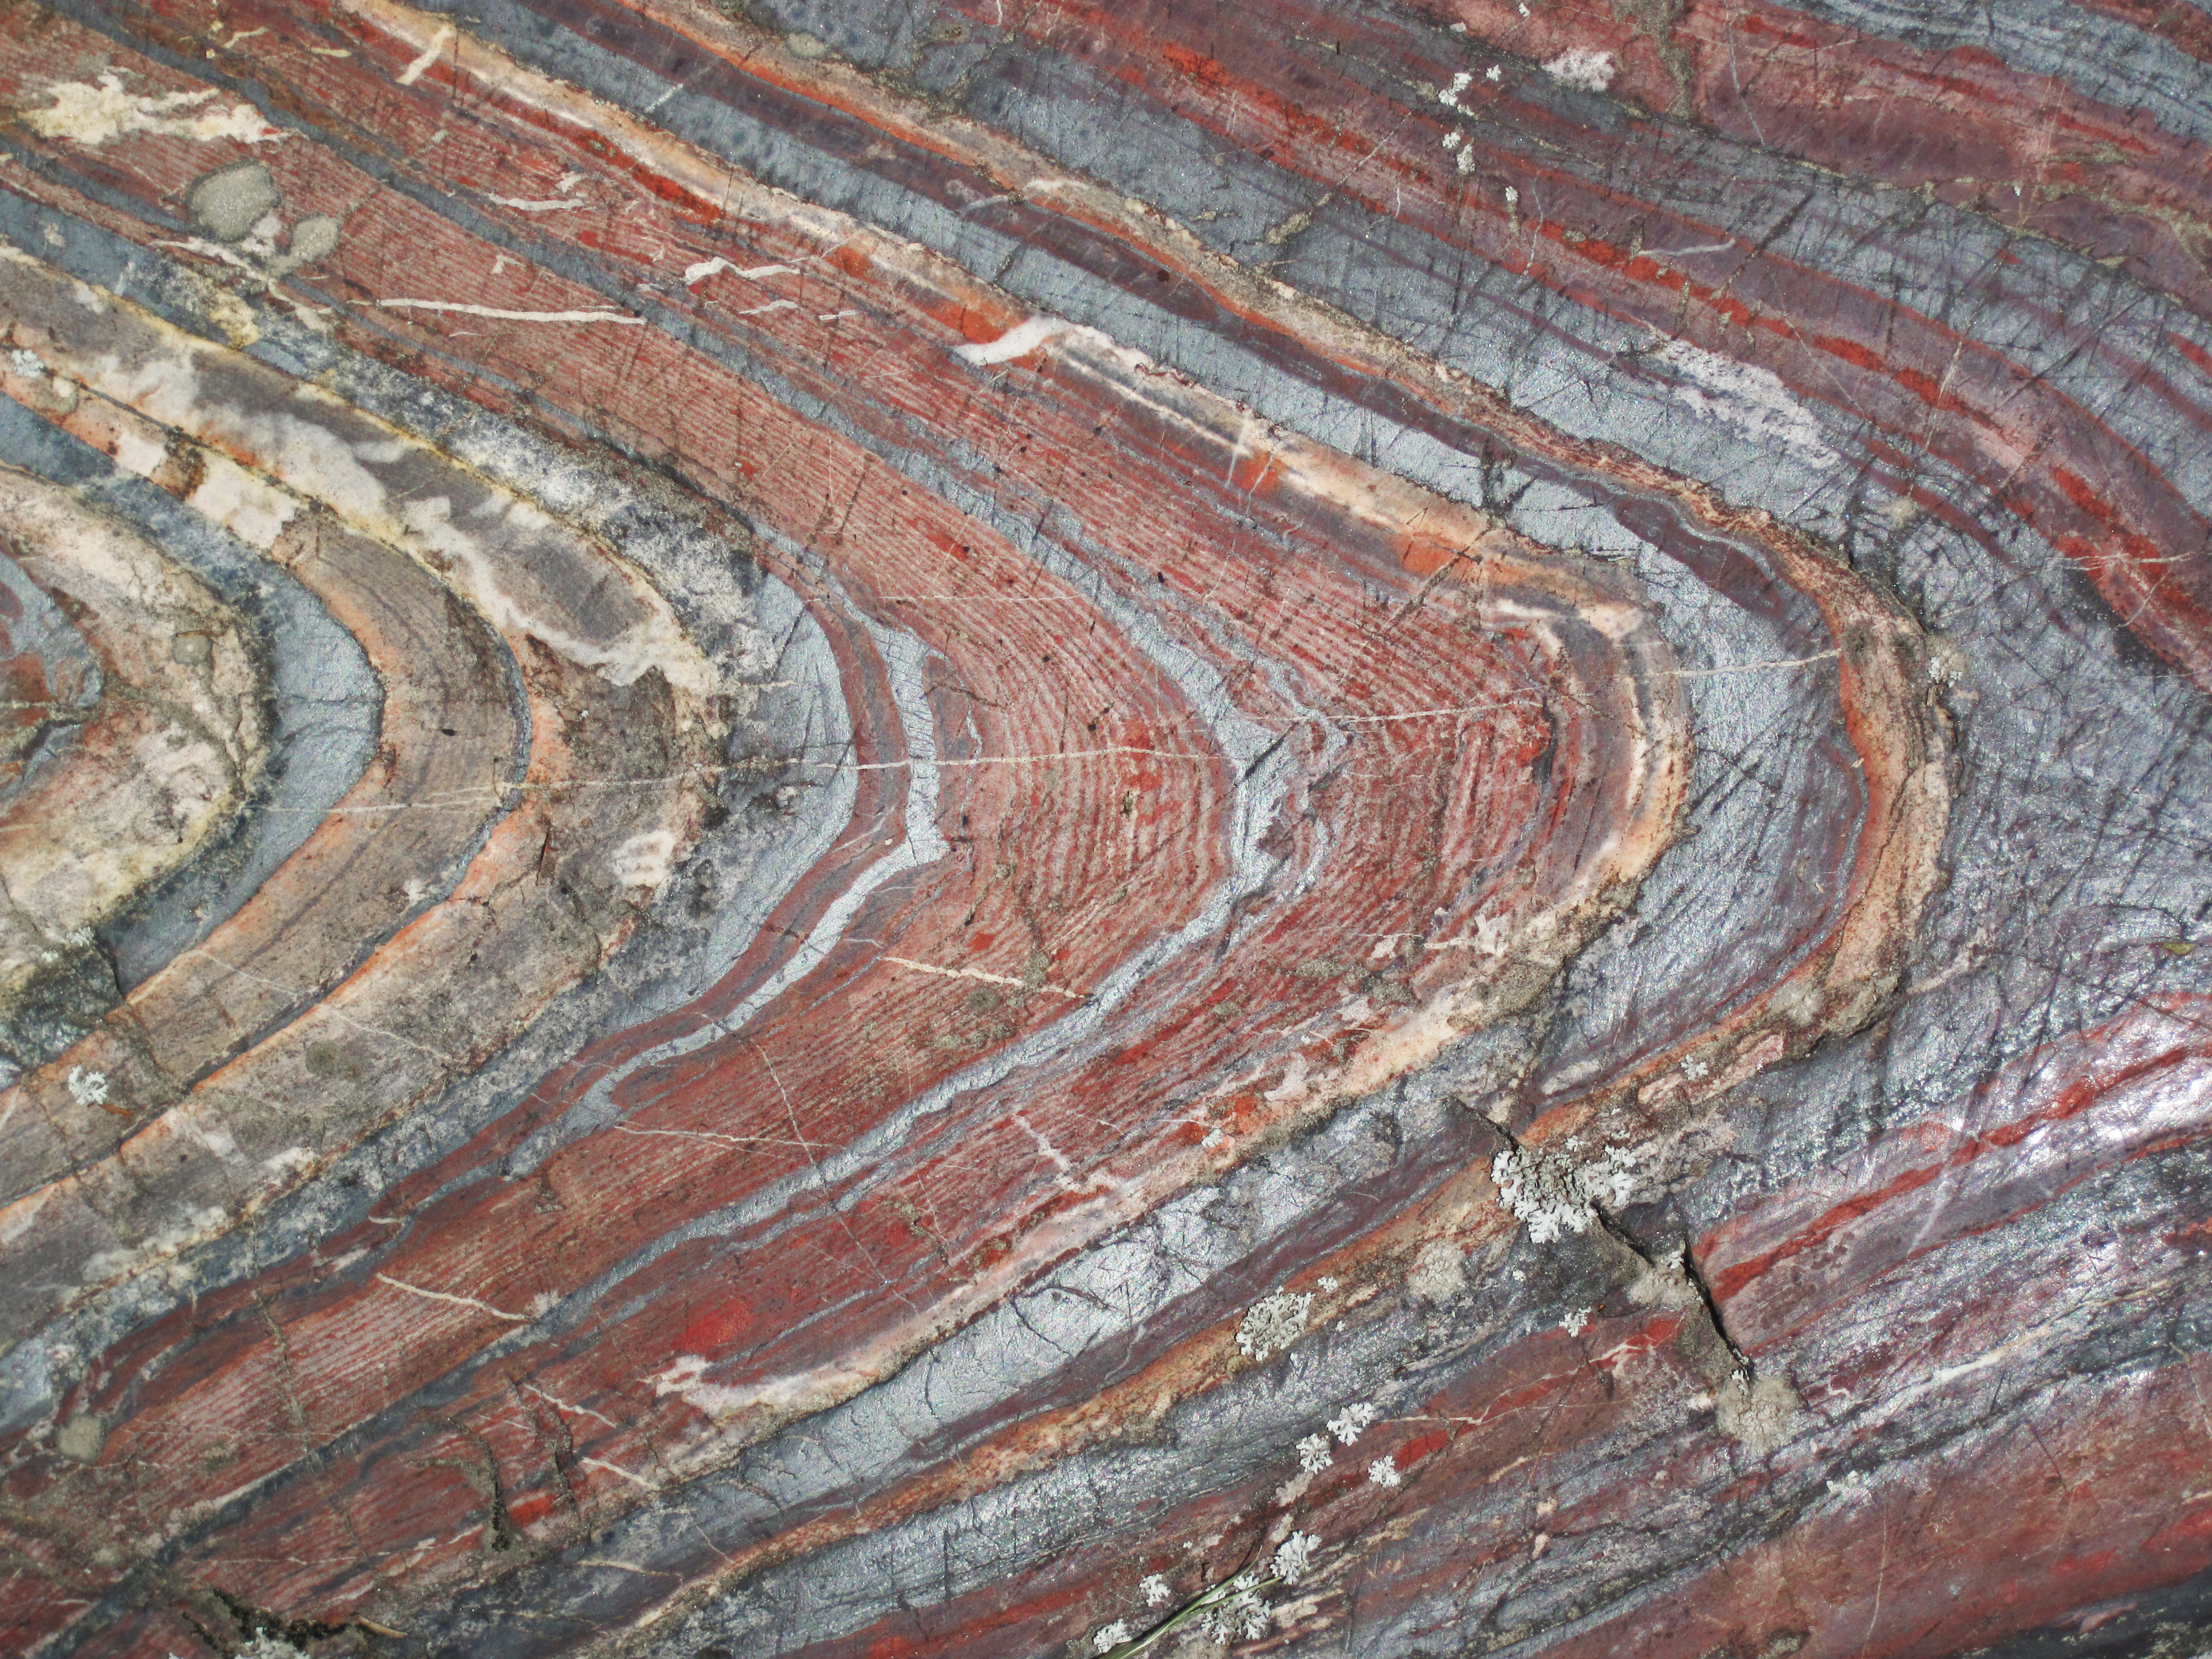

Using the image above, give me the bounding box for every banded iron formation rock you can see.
[0,0,2204,1655]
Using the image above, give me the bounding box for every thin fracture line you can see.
[1674,649,1840,679]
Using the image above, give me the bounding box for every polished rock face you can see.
[0,2,2204,1656]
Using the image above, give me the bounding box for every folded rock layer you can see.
[0,1,2203,1657]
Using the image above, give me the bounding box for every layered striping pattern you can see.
[0,1,2203,1656]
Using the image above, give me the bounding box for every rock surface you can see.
[0,1,2205,1656]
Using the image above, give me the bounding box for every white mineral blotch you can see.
[1655,337,1843,469]
[611,829,679,890]
[1543,47,1618,92]
[20,72,280,148]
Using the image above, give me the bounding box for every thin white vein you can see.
[374,1272,529,1323]
[581,1456,658,1491]
[520,1381,621,1432]
[684,258,801,286]
[376,299,641,324]
[394,24,454,86]
[882,956,1088,1000]
[838,744,1209,771]
[483,193,587,211]
[1329,701,1522,723]
[179,947,450,1058]
[611,1124,823,1152]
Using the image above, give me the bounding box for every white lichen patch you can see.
[1583,1144,1639,1209]
[1542,48,1618,92]
[1490,1145,1592,1241]
[1092,1621,1132,1653]
[1327,1400,1378,1445]
[1202,1575,1275,1644]
[20,72,281,148]
[1490,1142,1640,1241]
[1560,1306,1592,1335]
[1140,1573,1171,1607]
[1366,1456,1401,1488]
[1296,1432,1333,1472]
[65,1067,109,1108]
[1272,1531,1318,1585]
[1236,1290,1312,1363]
